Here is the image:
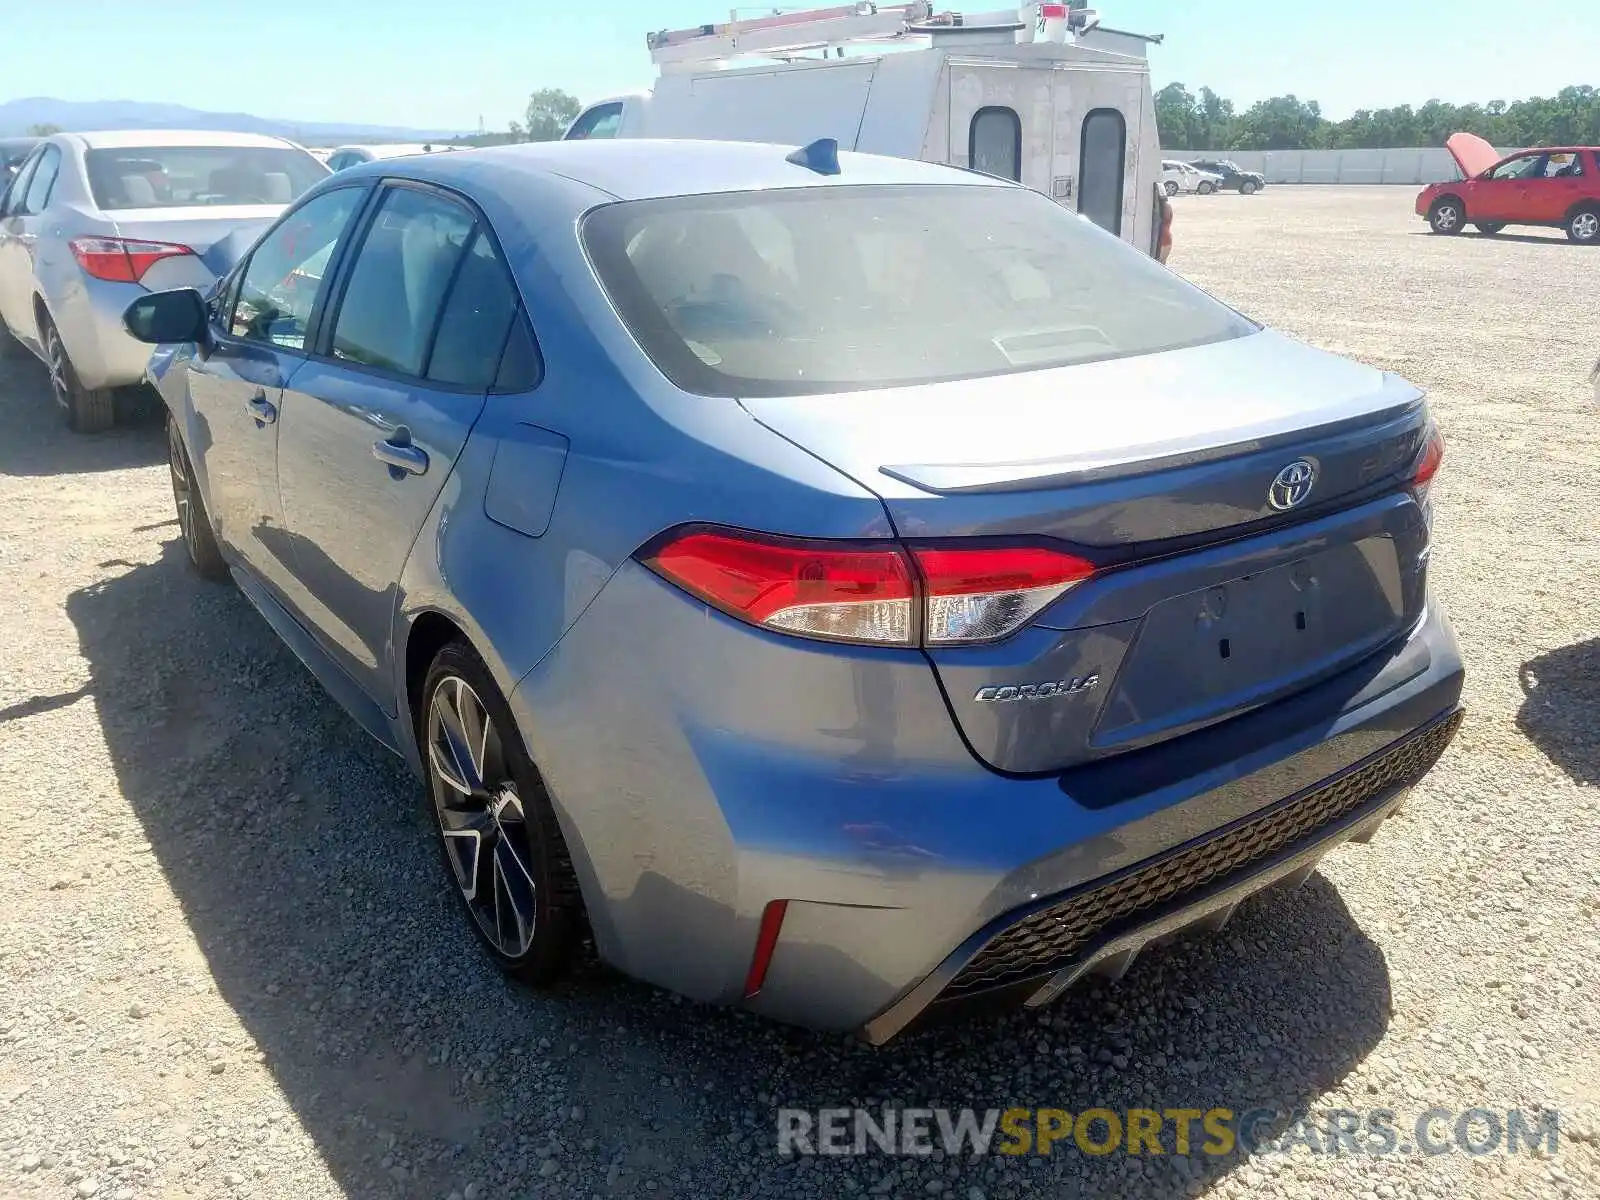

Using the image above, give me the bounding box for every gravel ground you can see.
[1,185,1598,1200]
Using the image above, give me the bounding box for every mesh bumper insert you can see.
[944,710,1463,999]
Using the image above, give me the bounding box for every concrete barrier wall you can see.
[1170,148,1464,185]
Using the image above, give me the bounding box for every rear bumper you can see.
[860,705,1460,1044]
[517,560,1464,1038]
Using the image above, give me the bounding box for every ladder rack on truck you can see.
[646,3,1103,71]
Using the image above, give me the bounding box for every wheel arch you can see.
[403,608,471,746]
[1566,199,1600,220]
[1429,192,1465,212]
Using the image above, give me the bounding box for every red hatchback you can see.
[1417,132,1600,244]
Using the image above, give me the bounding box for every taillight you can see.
[643,529,916,645]
[911,545,1096,644]
[69,236,194,284]
[1409,425,1444,532]
[641,528,1097,647]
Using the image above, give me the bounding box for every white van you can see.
[563,3,1168,258]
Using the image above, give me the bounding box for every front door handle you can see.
[247,392,277,426]
[373,433,429,476]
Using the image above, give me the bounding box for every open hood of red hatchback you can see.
[1446,131,1500,179]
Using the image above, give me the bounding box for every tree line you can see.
[1157,84,1600,151]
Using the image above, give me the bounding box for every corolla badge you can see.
[1268,459,1317,511]
[974,674,1100,703]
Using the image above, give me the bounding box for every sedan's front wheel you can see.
[423,641,583,983]
[1197,180,1216,195]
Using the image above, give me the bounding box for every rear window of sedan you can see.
[85,146,328,210]
[582,184,1256,398]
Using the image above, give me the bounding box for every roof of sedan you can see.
[378,138,1010,200]
[68,129,301,150]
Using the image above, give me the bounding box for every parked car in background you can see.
[1187,158,1266,194]
[1,137,41,189]
[0,130,327,430]
[325,143,455,171]
[126,138,1462,1042]
[1160,159,1221,196]
[1417,133,1600,244]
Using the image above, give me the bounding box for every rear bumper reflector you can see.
[743,899,790,1000]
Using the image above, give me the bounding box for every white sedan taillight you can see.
[69,236,194,284]
[642,528,1096,647]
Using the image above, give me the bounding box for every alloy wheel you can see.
[1433,204,1461,232]
[44,324,70,409]
[167,420,197,563]
[426,675,539,958]
[1573,211,1599,242]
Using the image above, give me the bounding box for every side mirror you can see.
[122,288,208,345]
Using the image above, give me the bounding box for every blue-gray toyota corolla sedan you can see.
[123,139,1464,1044]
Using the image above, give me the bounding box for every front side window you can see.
[1488,154,1545,181]
[566,103,624,141]
[328,186,475,377]
[85,145,327,210]
[20,146,61,215]
[231,187,365,350]
[1078,108,1127,236]
[969,107,1022,181]
[583,183,1256,398]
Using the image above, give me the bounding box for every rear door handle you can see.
[373,434,428,476]
[247,392,277,426]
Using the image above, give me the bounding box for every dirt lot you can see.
[1,186,1598,1200]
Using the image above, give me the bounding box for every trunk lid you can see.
[742,331,1433,774]
[110,205,282,291]
[1446,132,1500,180]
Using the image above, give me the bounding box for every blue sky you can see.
[4,0,1593,132]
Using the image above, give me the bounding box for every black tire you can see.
[1197,180,1216,195]
[421,640,583,984]
[1163,180,1179,197]
[1473,222,1506,235]
[41,313,115,433]
[1240,179,1260,196]
[1566,206,1600,245]
[166,412,229,581]
[1428,198,1465,236]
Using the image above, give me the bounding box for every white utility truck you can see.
[564,2,1169,258]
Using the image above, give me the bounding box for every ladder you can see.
[647,3,937,70]
[646,4,1104,71]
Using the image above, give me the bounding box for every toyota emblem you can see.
[1268,459,1317,511]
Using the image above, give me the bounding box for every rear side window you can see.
[231,187,365,350]
[329,187,474,376]
[426,230,523,388]
[582,183,1255,398]
[20,146,61,214]
[969,107,1022,182]
[566,103,624,140]
[1078,108,1126,235]
[84,145,327,210]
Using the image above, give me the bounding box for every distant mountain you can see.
[0,97,463,144]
